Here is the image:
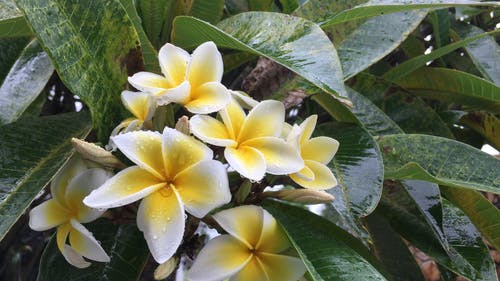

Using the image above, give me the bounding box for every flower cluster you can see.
[29,42,339,280]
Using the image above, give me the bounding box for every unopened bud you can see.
[154,256,179,280]
[235,180,252,204]
[175,116,190,135]
[71,138,126,169]
[263,189,334,204]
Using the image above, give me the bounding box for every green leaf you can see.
[378,134,500,193]
[320,0,499,26]
[136,0,176,49]
[453,23,500,85]
[248,0,274,11]
[16,0,142,142]
[429,9,450,49]
[0,40,53,125]
[394,67,500,112]
[171,12,348,102]
[338,11,427,79]
[37,220,149,281]
[188,0,224,24]
[0,37,30,83]
[263,200,388,281]
[383,29,500,81]
[0,0,31,38]
[441,186,500,252]
[278,0,299,14]
[0,112,91,241]
[460,111,500,149]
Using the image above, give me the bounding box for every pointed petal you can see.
[158,43,190,85]
[112,131,165,179]
[69,220,110,262]
[243,137,304,175]
[121,91,155,121]
[62,245,91,268]
[173,160,230,218]
[230,256,268,281]
[190,114,236,147]
[56,223,71,253]
[187,235,252,281]
[156,80,191,106]
[213,205,263,249]
[238,100,284,142]
[29,199,69,231]
[229,90,258,109]
[128,72,171,94]
[187,41,223,89]
[302,136,339,164]
[83,166,165,209]
[295,165,315,181]
[186,82,230,114]
[299,115,317,145]
[220,98,246,140]
[50,156,88,207]
[258,253,306,281]
[162,127,213,177]
[137,189,185,263]
[290,160,337,190]
[225,146,266,181]
[255,209,290,253]
[65,168,112,223]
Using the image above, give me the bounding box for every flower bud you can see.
[263,189,334,204]
[154,256,179,280]
[175,115,190,135]
[71,138,126,169]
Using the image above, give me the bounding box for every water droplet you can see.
[166,217,171,221]
[153,235,158,240]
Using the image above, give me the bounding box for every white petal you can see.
[121,91,156,121]
[229,90,258,109]
[224,146,266,181]
[299,115,317,145]
[258,253,306,281]
[128,72,171,94]
[219,97,246,140]
[50,156,88,207]
[173,160,230,218]
[156,80,191,106]
[69,219,110,262]
[190,114,237,147]
[213,205,263,249]
[158,43,190,86]
[238,100,284,143]
[255,209,290,254]
[137,189,185,263]
[29,199,69,231]
[62,245,91,268]
[290,160,337,190]
[185,82,230,114]
[187,41,223,89]
[187,235,252,281]
[302,136,339,164]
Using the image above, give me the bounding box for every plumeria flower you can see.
[190,99,304,181]
[29,156,113,268]
[83,127,231,263]
[288,115,339,190]
[187,205,306,281]
[128,41,230,114]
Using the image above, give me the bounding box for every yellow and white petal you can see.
[302,136,339,164]
[230,256,268,281]
[243,137,304,175]
[293,165,315,182]
[121,91,156,121]
[187,235,252,281]
[50,156,88,207]
[299,115,317,145]
[224,146,266,181]
[187,41,223,89]
[213,205,263,249]
[281,122,293,140]
[162,127,213,178]
[128,72,171,94]
[69,219,110,262]
[229,90,258,109]
[190,115,236,147]
[285,124,302,150]
[158,43,190,86]
[29,199,70,231]
[112,131,165,179]
[65,168,113,223]
[62,245,91,268]
[290,160,337,190]
[255,209,290,254]
[137,189,185,263]
[83,166,165,209]
[258,253,306,281]
[156,80,191,106]
[56,223,72,253]
[173,160,230,218]
[237,100,285,143]
[220,98,246,140]
[185,82,230,114]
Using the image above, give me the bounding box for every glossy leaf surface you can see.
[0,0,31,37]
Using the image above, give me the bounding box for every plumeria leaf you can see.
[0,36,29,83]
[0,112,91,241]
[37,219,149,281]
[263,200,388,281]
[378,134,500,193]
[15,0,142,142]
[188,0,224,24]
[0,0,31,38]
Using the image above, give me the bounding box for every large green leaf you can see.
[136,0,176,49]
[338,10,427,79]
[263,200,387,281]
[378,134,500,193]
[0,0,31,38]
[0,36,29,83]
[0,112,91,241]
[320,0,499,26]
[171,12,348,102]
[460,111,500,149]
[454,23,500,85]
[37,220,149,281]
[0,40,53,125]
[394,68,500,112]
[441,187,500,252]
[16,0,142,142]
[188,0,224,24]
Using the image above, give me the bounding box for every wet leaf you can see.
[0,0,31,38]
[136,0,176,49]
[189,0,224,24]
[460,111,500,149]
[0,37,30,83]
